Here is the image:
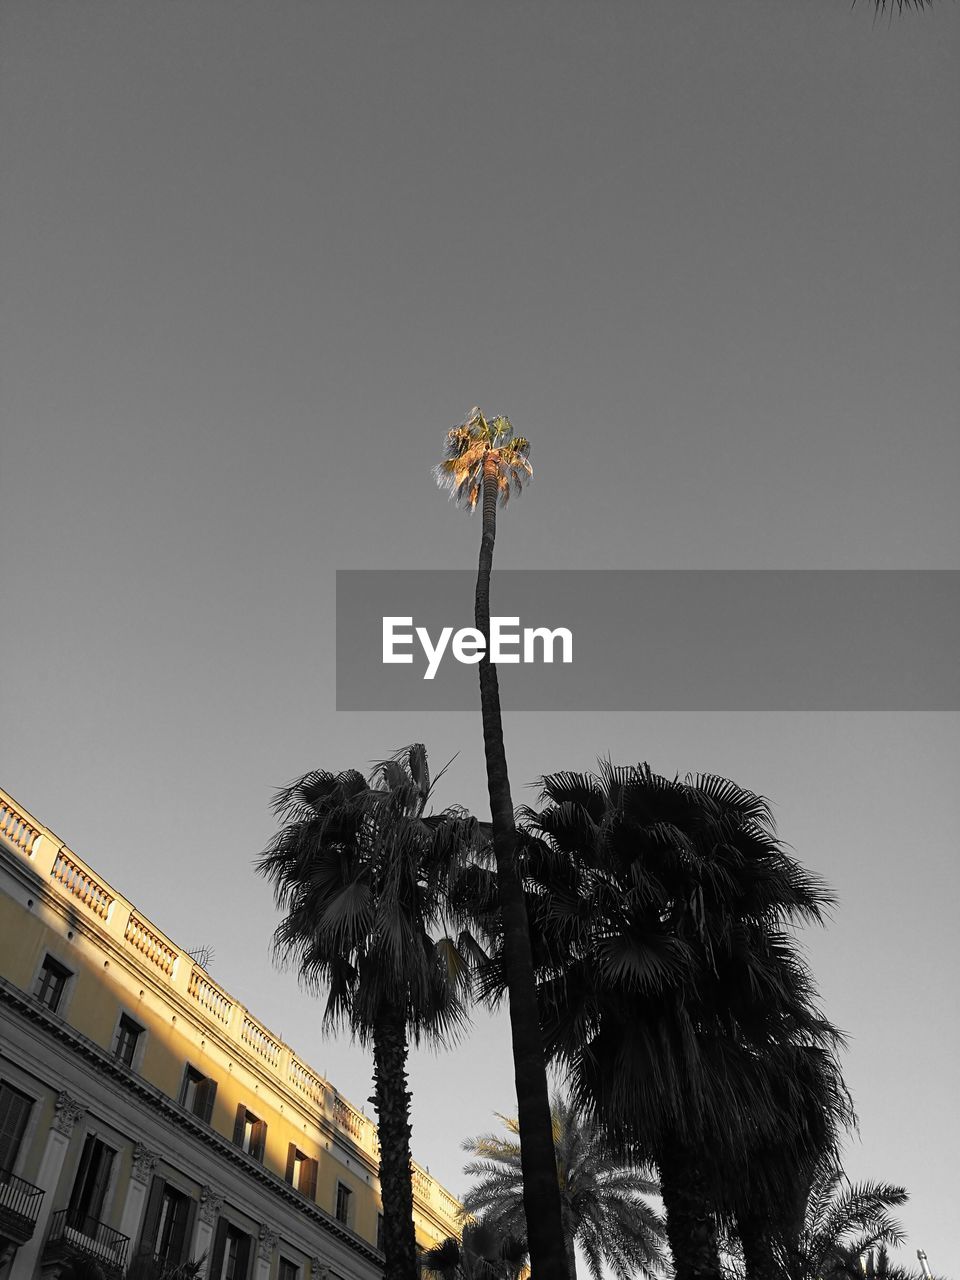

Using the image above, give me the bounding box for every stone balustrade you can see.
[124,913,178,976]
[240,1014,282,1068]
[0,785,463,1234]
[188,968,234,1024]
[0,796,40,855]
[288,1057,327,1109]
[51,850,114,920]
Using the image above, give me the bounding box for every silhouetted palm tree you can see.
[779,1160,911,1280]
[724,1045,852,1280]
[126,1255,207,1280]
[436,409,569,1280]
[508,763,842,1280]
[258,745,476,1280]
[461,1094,666,1280]
[422,1223,528,1280]
[866,1,932,12]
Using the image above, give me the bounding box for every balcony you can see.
[0,1168,44,1245]
[42,1210,129,1277]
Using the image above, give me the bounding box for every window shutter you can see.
[302,1158,318,1202]
[68,1136,96,1221]
[251,1121,266,1163]
[0,1084,32,1172]
[166,1190,193,1266]
[178,1195,198,1266]
[285,1144,296,1185]
[197,1078,217,1124]
[209,1218,228,1280]
[87,1142,115,1223]
[137,1176,166,1257]
[234,1232,252,1280]
[232,1104,247,1147]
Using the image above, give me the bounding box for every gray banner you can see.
[336,570,959,711]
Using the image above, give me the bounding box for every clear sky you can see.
[2,0,958,1272]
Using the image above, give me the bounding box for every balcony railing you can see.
[44,1209,130,1272]
[0,1168,44,1243]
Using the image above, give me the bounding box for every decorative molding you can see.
[311,1258,330,1280]
[257,1226,278,1261]
[0,977,410,1265]
[198,1185,223,1225]
[131,1142,159,1184]
[52,1090,85,1136]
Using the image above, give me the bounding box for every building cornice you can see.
[0,785,463,1241]
[0,974,385,1266]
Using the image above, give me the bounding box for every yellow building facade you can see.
[0,787,461,1280]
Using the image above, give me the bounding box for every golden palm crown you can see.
[434,406,532,512]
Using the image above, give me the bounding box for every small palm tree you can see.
[422,1223,528,1280]
[127,1256,207,1280]
[436,410,569,1280]
[258,745,477,1280]
[460,1096,667,1280]
[779,1161,911,1280]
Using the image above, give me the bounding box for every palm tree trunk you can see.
[738,1211,779,1280]
[475,451,570,1280]
[372,1009,419,1280]
[562,1228,578,1280]
[657,1143,722,1280]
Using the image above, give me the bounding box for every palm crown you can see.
[434,407,532,511]
[258,745,476,1040]
[781,1160,912,1280]
[460,1095,667,1280]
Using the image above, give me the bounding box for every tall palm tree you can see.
[460,1095,667,1280]
[507,763,843,1280]
[778,1160,911,1280]
[258,745,477,1280]
[435,409,569,1280]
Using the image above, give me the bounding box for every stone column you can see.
[11,1091,86,1280]
[255,1226,277,1280]
[191,1186,222,1266]
[118,1143,159,1251]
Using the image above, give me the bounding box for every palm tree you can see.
[867,1,933,11]
[724,1045,852,1280]
[126,1256,207,1280]
[435,409,569,1280]
[779,1160,911,1280]
[508,763,843,1280]
[859,1245,938,1280]
[460,1094,667,1280]
[422,1223,528,1280]
[258,745,477,1280]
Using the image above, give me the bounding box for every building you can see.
[0,787,462,1280]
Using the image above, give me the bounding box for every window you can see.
[284,1145,317,1199]
[179,1067,217,1123]
[278,1259,298,1280]
[232,1105,266,1162]
[139,1178,195,1267]
[376,1214,384,1253]
[113,1014,143,1067]
[210,1222,251,1280]
[67,1135,115,1231]
[334,1183,351,1226]
[34,955,71,1013]
[0,1081,33,1173]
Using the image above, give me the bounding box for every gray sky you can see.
[2,0,958,1270]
